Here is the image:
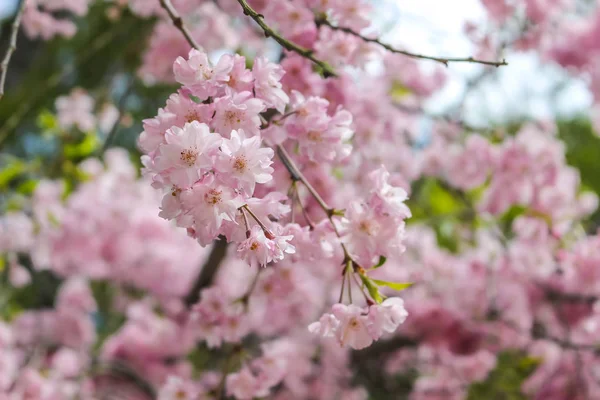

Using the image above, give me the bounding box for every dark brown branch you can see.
[91,359,156,398]
[184,236,228,307]
[0,0,27,101]
[317,19,508,68]
[236,0,336,77]
[544,287,598,305]
[158,0,202,51]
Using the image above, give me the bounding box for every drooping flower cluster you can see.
[339,166,412,267]
[309,298,408,350]
[9,0,600,398]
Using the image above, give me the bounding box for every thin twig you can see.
[158,0,203,51]
[275,143,357,267]
[317,19,508,68]
[0,0,27,101]
[0,25,120,148]
[241,204,275,238]
[275,144,332,215]
[236,0,336,77]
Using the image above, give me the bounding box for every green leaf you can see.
[467,351,539,400]
[16,179,39,195]
[0,160,27,188]
[372,256,387,269]
[389,81,412,101]
[359,274,383,304]
[189,94,202,104]
[37,109,59,133]
[371,279,413,292]
[63,134,99,159]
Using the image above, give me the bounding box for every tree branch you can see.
[236,0,337,77]
[184,236,229,307]
[316,19,508,68]
[0,0,27,101]
[275,144,332,215]
[158,0,203,51]
[544,287,598,305]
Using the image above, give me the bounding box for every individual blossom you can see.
[153,121,222,189]
[340,201,407,266]
[308,312,340,338]
[285,92,353,162]
[180,175,243,245]
[368,297,409,338]
[212,91,265,137]
[164,90,216,128]
[157,376,202,400]
[173,49,233,99]
[215,129,274,195]
[237,225,295,267]
[366,165,412,219]
[226,366,270,400]
[55,88,96,132]
[223,54,254,93]
[252,56,290,113]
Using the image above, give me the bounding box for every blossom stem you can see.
[239,268,262,309]
[315,18,508,68]
[351,271,371,304]
[275,143,362,283]
[236,0,336,77]
[293,183,316,229]
[346,260,353,304]
[275,144,332,214]
[338,266,346,304]
[239,207,251,238]
[0,0,26,102]
[241,204,275,239]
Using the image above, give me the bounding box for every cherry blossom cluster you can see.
[0,148,207,301]
[309,298,408,350]
[6,0,600,398]
[22,0,92,40]
[140,48,361,271]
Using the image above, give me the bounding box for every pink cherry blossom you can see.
[237,225,295,267]
[252,56,289,113]
[212,91,265,137]
[153,121,222,189]
[215,129,274,194]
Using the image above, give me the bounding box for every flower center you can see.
[233,156,247,172]
[307,130,322,142]
[180,148,198,167]
[225,110,241,125]
[349,317,360,329]
[250,241,260,251]
[185,110,201,123]
[205,189,223,205]
[359,220,375,235]
[175,390,187,399]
